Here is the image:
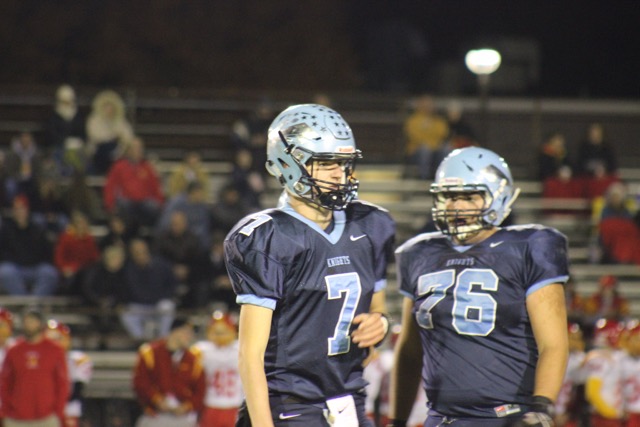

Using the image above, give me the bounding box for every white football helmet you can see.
[431,147,520,240]
[266,104,361,210]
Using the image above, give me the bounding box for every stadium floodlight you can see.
[465,49,502,76]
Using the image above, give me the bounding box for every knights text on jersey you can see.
[395,224,569,418]
[224,201,395,401]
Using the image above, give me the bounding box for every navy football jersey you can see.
[395,224,569,419]
[224,200,395,401]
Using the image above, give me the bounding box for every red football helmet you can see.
[593,318,624,348]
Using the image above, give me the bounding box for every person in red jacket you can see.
[53,210,100,295]
[0,309,69,427]
[103,136,164,229]
[133,317,205,427]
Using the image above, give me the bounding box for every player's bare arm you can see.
[527,282,569,401]
[238,304,275,427]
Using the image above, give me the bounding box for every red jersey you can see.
[0,337,69,421]
[133,339,205,415]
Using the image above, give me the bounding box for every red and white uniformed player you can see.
[45,320,93,427]
[192,312,242,427]
[0,307,16,426]
[555,322,587,427]
[584,318,626,427]
[622,320,640,427]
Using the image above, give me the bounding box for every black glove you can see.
[386,420,407,427]
[511,396,555,427]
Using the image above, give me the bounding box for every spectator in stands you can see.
[193,311,242,427]
[584,275,630,322]
[103,136,164,230]
[0,195,59,296]
[157,181,212,249]
[154,211,208,309]
[45,320,93,427]
[538,131,572,182]
[229,148,265,210]
[0,150,10,209]
[210,184,253,235]
[403,94,449,180]
[43,84,87,175]
[230,99,275,173]
[0,308,69,427]
[445,100,477,150]
[133,317,205,427]
[165,150,210,199]
[576,122,617,178]
[205,231,236,313]
[81,245,127,349]
[30,166,69,237]
[53,210,100,296]
[576,123,620,201]
[85,89,134,175]
[98,213,136,251]
[593,182,640,265]
[542,165,584,200]
[4,131,43,206]
[63,170,105,223]
[120,238,177,342]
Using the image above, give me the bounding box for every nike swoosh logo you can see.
[279,413,302,420]
[350,234,366,241]
[490,241,504,248]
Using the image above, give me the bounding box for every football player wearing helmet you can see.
[390,147,569,427]
[225,104,395,426]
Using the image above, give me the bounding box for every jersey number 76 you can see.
[417,269,498,336]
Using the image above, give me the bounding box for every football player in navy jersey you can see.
[224,104,396,426]
[388,147,569,427]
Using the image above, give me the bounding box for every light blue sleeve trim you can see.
[526,275,570,297]
[399,289,415,300]
[236,294,277,310]
[374,279,387,293]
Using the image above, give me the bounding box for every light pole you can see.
[465,48,501,146]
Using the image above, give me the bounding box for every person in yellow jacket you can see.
[403,95,449,180]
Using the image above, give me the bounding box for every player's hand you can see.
[351,312,386,348]
[511,396,555,427]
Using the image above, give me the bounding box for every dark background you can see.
[0,0,638,98]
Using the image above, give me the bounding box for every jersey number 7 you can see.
[326,272,361,356]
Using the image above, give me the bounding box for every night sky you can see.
[1,0,638,99]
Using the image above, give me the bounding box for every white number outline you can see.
[326,272,362,356]
[239,213,272,236]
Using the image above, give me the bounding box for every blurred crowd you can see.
[0,85,278,346]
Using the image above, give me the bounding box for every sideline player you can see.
[225,103,396,426]
[45,320,93,427]
[193,311,242,427]
[389,147,569,426]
